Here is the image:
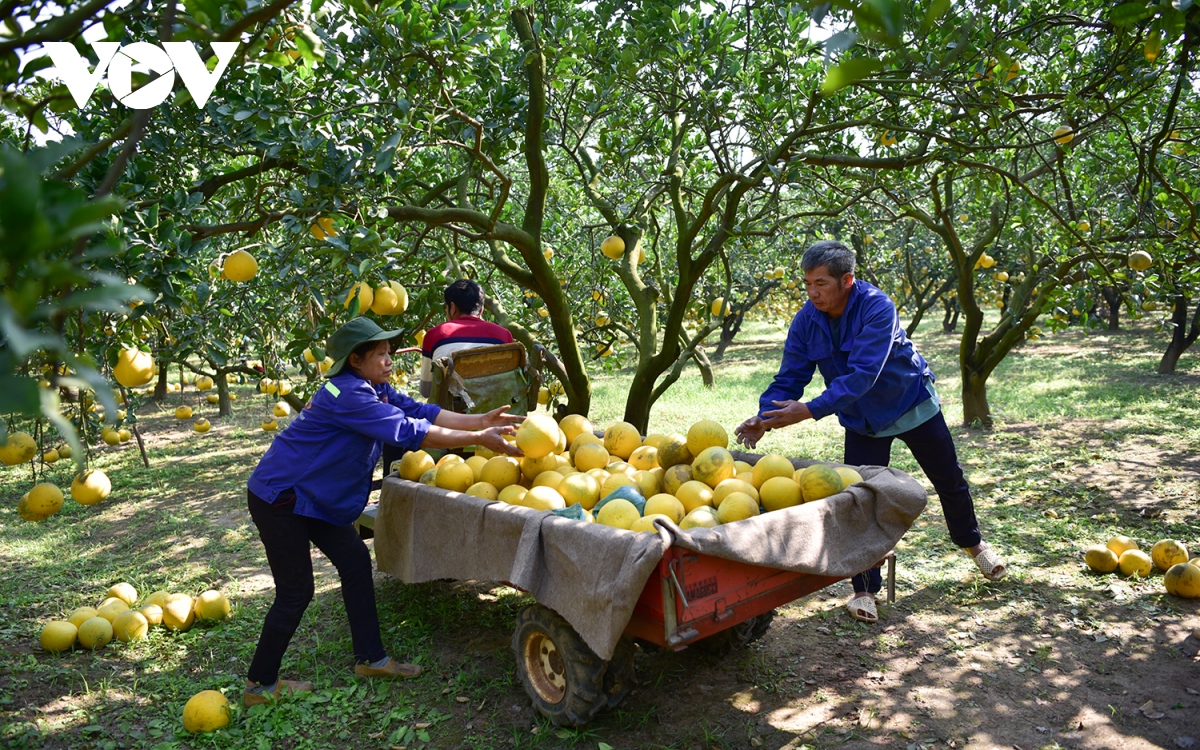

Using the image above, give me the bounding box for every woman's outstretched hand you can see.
[476,405,525,430]
[478,426,523,457]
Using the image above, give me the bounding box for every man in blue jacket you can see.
[244,317,522,706]
[735,240,1006,623]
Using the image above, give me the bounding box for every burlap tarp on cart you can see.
[373,456,926,660]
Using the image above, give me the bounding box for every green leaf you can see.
[1110,2,1153,26]
[262,51,293,67]
[922,0,952,32]
[820,58,883,96]
[233,109,255,121]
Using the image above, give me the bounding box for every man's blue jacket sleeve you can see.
[805,297,898,422]
[758,315,817,416]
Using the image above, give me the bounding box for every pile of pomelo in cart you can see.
[395,414,863,529]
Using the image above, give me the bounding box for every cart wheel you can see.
[512,604,608,727]
[601,636,638,710]
[694,609,777,655]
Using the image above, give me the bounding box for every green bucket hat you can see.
[324,318,402,378]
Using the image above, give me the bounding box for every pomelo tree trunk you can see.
[1158,294,1200,374]
[1100,286,1121,330]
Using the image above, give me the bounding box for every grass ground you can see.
[1,318,1197,750]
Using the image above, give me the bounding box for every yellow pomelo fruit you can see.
[42,448,59,464]
[600,235,626,259]
[607,460,635,476]
[717,492,760,524]
[835,467,864,488]
[597,498,640,529]
[1052,124,1073,145]
[1106,535,1138,557]
[175,406,193,420]
[113,348,155,388]
[276,381,292,396]
[192,419,211,433]
[273,402,290,418]
[97,600,129,623]
[532,471,565,490]
[676,480,715,513]
[68,607,98,628]
[569,432,604,462]
[398,450,435,481]
[713,479,759,507]
[143,590,170,609]
[686,419,728,456]
[633,469,661,498]
[644,494,685,524]
[662,464,693,495]
[1164,562,1200,598]
[139,604,163,626]
[19,483,64,521]
[163,594,196,631]
[206,393,219,404]
[628,445,659,471]
[41,621,77,652]
[465,455,488,481]
[752,454,795,489]
[498,485,528,505]
[435,453,463,468]
[656,434,692,469]
[691,446,735,488]
[559,414,593,445]
[77,616,113,649]
[733,460,753,474]
[57,444,72,459]
[604,422,642,460]
[798,465,843,502]
[517,414,560,459]
[102,428,121,446]
[435,461,475,493]
[481,456,521,489]
[586,468,610,484]
[573,442,610,473]
[1128,250,1153,272]
[183,690,231,733]
[631,513,673,533]
[344,282,374,315]
[0,431,37,465]
[1084,545,1119,573]
[112,610,149,642]
[1117,549,1152,578]
[1151,540,1190,572]
[99,596,125,610]
[222,249,258,282]
[641,433,667,450]
[194,590,231,621]
[370,284,399,315]
[521,454,558,481]
[261,418,278,431]
[196,376,214,391]
[711,297,728,316]
[600,472,636,499]
[554,428,568,455]
[760,477,803,512]
[522,486,566,511]
[107,582,138,606]
[388,281,409,313]
[680,506,720,530]
[560,472,601,509]
[466,482,499,500]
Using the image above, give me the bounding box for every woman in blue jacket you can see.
[243,318,522,706]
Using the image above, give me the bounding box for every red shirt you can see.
[419,315,514,397]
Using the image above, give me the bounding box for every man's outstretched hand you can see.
[476,405,525,429]
[734,416,767,450]
[761,399,812,431]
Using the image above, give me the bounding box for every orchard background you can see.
[1,0,1199,748]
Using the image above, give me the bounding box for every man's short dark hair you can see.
[801,240,856,279]
[444,279,484,315]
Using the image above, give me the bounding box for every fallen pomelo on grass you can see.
[194,590,232,622]
[182,690,231,733]
[40,621,78,652]
[1084,545,1119,573]
[1151,539,1189,571]
[77,616,113,649]
[1164,563,1200,598]
[1117,549,1153,578]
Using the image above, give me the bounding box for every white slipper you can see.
[971,542,1007,581]
[846,594,878,623]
